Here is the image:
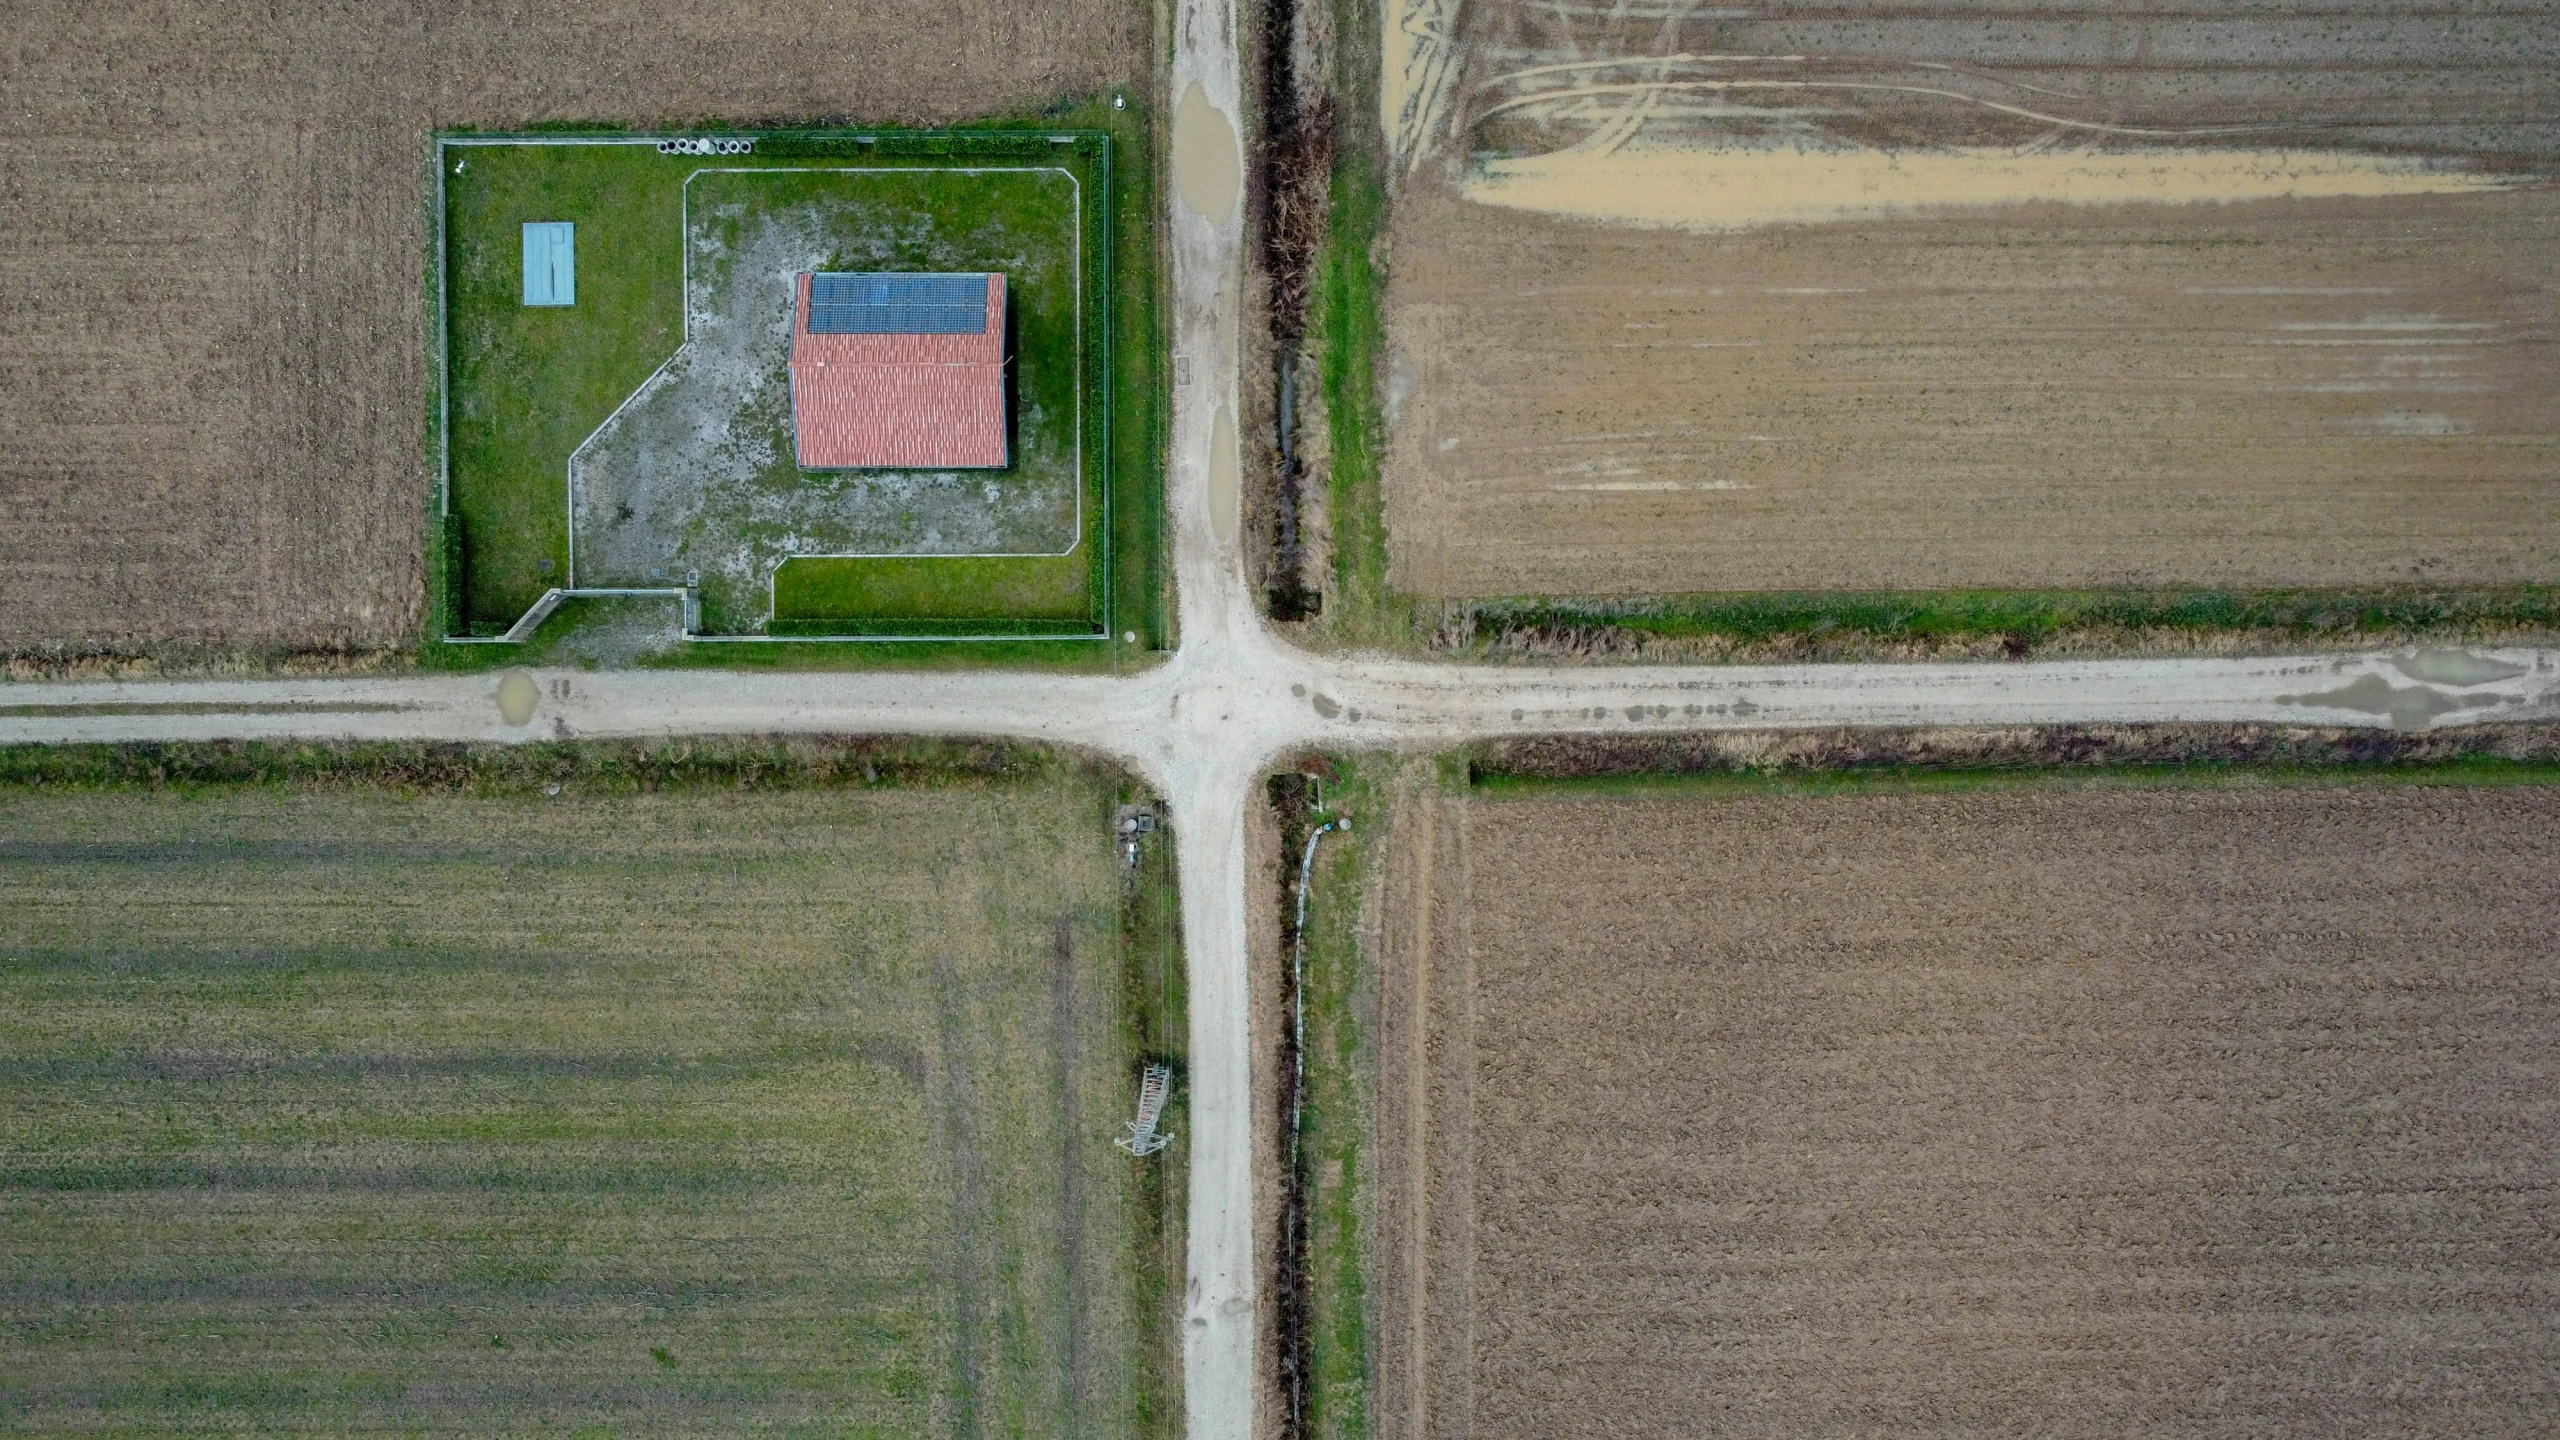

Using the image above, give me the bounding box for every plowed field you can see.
[1375,779,2560,1437]
[0,1,1144,655]
[1379,0,2560,598]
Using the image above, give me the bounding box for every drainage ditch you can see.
[1260,0,1335,622]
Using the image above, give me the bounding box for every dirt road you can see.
[3,645,2550,755]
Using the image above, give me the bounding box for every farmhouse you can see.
[789,271,1008,470]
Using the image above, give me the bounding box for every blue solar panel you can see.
[807,272,989,334]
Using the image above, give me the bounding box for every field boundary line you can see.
[1447,794,1477,1440]
[1403,785,1437,1440]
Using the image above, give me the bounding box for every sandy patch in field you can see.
[1381,0,1465,170]
[1466,143,2523,232]
[1374,778,2560,1437]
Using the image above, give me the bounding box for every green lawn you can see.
[772,553,1092,634]
[444,141,684,626]
[438,122,1128,646]
[0,749,1183,1436]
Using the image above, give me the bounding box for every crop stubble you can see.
[1381,0,2560,598]
[0,774,1152,1434]
[0,1,1144,654]
[1375,780,2560,1437]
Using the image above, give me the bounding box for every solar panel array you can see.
[807,273,990,334]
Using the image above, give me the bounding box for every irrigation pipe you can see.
[1289,815,1345,1176]
[1283,811,1344,1440]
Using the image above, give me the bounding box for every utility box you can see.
[521,221,575,306]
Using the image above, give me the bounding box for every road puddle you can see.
[2278,672,2492,730]
[495,670,540,727]
[2389,650,2527,687]
[1173,82,1241,219]
[1210,404,1240,545]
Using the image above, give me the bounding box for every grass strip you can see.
[1473,754,2560,801]
[1269,759,1383,1440]
[1449,586,2560,657]
[774,553,1093,626]
[1467,725,2560,802]
[1312,147,1398,643]
[0,736,1059,794]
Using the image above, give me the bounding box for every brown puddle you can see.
[495,671,540,727]
[1209,404,1240,546]
[1172,82,1241,220]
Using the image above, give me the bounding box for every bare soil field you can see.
[0,756,1181,1434]
[0,2,1145,657]
[1378,0,2560,598]
[1374,778,2560,1437]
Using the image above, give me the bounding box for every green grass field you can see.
[0,748,1184,1435]
[437,115,1143,650]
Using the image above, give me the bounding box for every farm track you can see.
[8,2,2560,1438]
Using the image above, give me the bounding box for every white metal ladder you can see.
[1117,1062,1175,1156]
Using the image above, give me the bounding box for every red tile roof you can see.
[788,273,1007,469]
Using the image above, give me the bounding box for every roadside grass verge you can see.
[0,739,1186,1437]
[0,736,1056,793]
[1436,586,2560,663]
[1463,722,2560,799]
[1309,149,1402,646]
[1269,752,1397,1440]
